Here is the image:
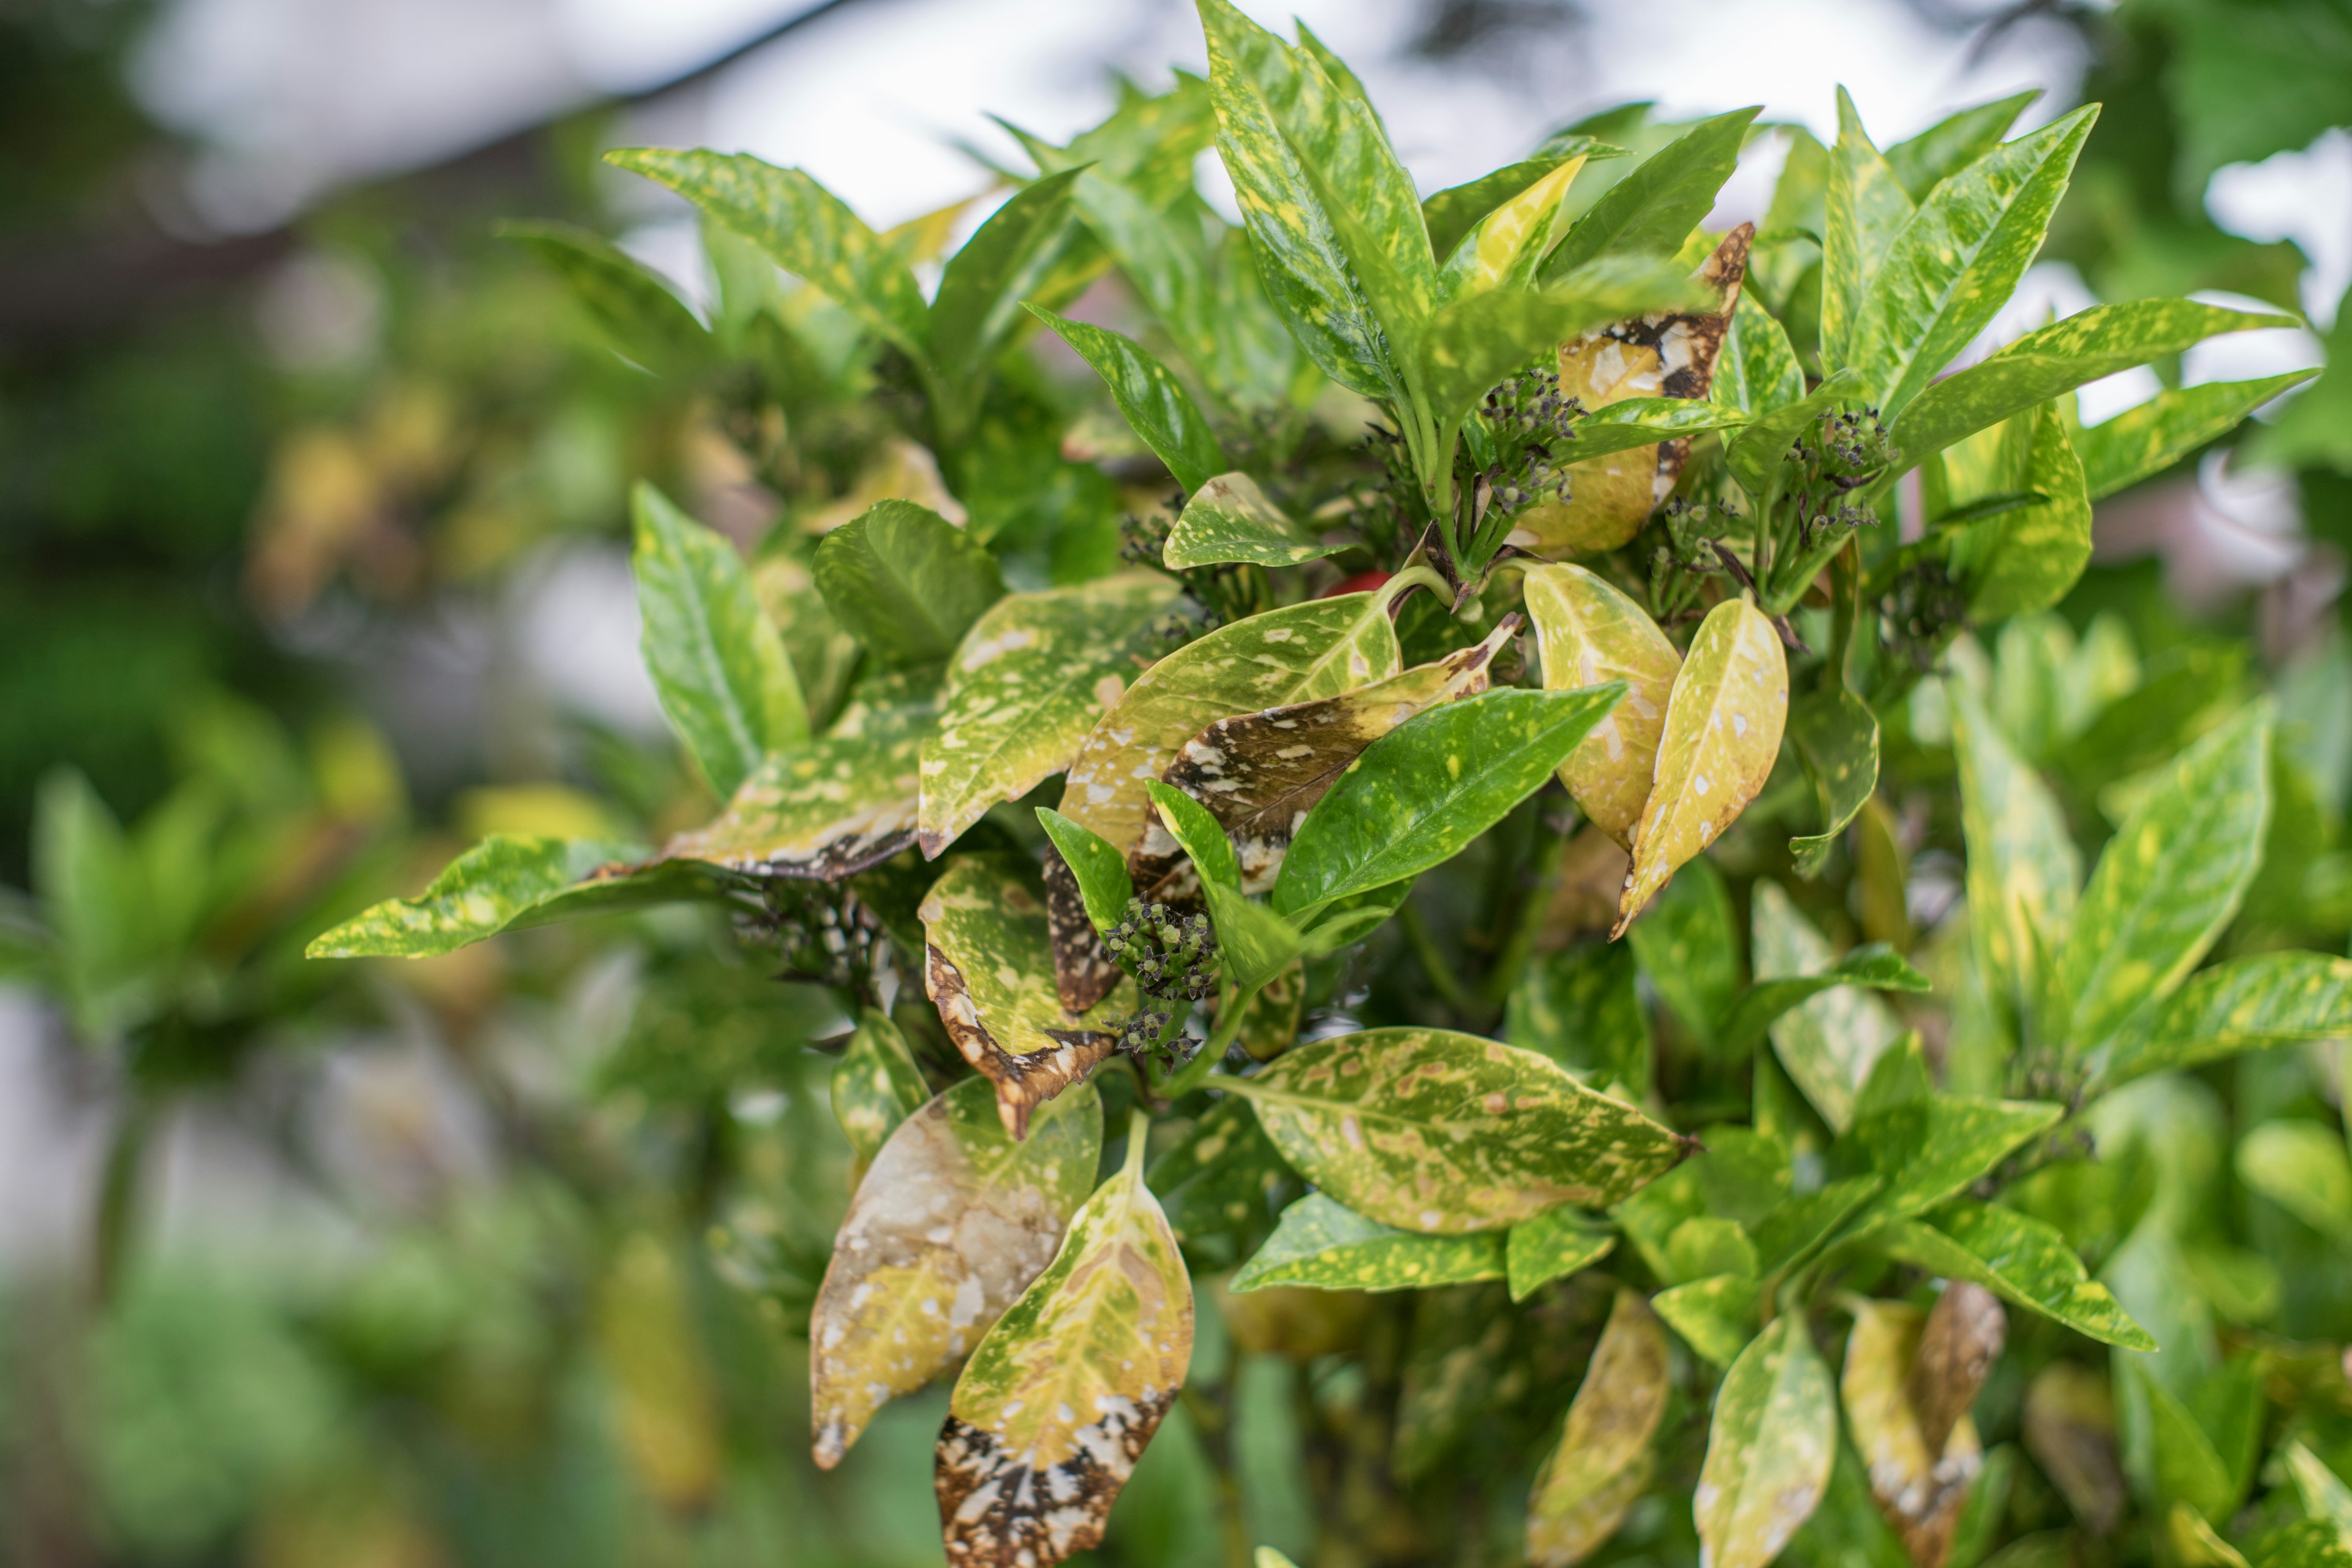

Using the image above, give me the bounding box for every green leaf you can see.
[1714,944,1926,1059]
[2094,951,2352,1090]
[1199,0,1424,399]
[920,858,1136,1139]
[1506,1206,1616,1301]
[1411,259,1695,431]
[1231,1193,1507,1292]
[1695,1314,1837,1568]
[1544,108,1759,280]
[1654,1274,1762,1368]
[1134,625,1512,900]
[1523,563,1683,844]
[1616,598,1789,935]
[2059,701,2271,1052]
[1162,472,1344,569]
[1892,300,2299,466]
[1273,684,1627,921]
[1883,91,2039,202]
[1627,855,1739,1052]
[938,1134,1193,1564]
[1148,1095,1297,1253]
[1750,1174,1883,1276]
[1949,402,2093,622]
[919,574,1180,856]
[1036,809,1134,939]
[1567,396,1751,459]
[1820,90,1915,376]
[1507,941,1653,1098]
[2078,371,2319,501]
[2286,1443,2352,1548]
[1027,307,1228,493]
[1749,881,1902,1133]
[1880,1205,2154,1350]
[1847,1093,2063,1223]
[2138,1363,2237,1524]
[2238,1120,2352,1240]
[929,168,1087,392]
[1147,788,1311,992]
[631,483,809,798]
[1435,151,1589,302]
[499,221,709,374]
[810,1074,1101,1468]
[1226,1027,1693,1233]
[652,679,934,880]
[1724,367,1868,496]
[1423,147,1605,263]
[603,149,927,353]
[813,499,1005,671]
[30,771,154,1038]
[305,835,724,959]
[1711,292,1806,416]
[1525,1292,1670,1566]
[1852,105,2097,419]
[831,1008,933,1167]
[1787,686,1880,876]
[1951,683,2078,1027]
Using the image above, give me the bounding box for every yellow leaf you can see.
[1523,564,1681,845]
[1526,1291,1671,1566]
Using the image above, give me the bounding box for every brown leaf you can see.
[1840,1298,1985,1568]
[1527,1291,1672,1566]
[2022,1362,2124,1534]
[1910,1281,2005,1458]
[927,944,1117,1142]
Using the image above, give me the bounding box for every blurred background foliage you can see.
[1,0,2348,1564]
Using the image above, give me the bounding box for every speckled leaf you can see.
[1847,1094,2062,1224]
[1751,880,1902,1134]
[1716,944,1926,1058]
[1711,290,1806,416]
[605,149,927,353]
[651,680,935,880]
[1526,1291,1671,1567]
[1232,1192,1506,1292]
[1035,809,1133,939]
[920,574,1182,857]
[1436,151,1588,301]
[2095,951,2352,1090]
[1422,145,1611,263]
[1053,591,1401,1009]
[1545,108,1758,279]
[815,500,1005,671]
[1411,258,1700,435]
[1820,90,1915,376]
[1226,1027,1692,1234]
[1892,300,2296,466]
[2062,701,2270,1052]
[1951,684,2076,1025]
[1275,686,1624,921]
[1852,105,2097,419]
[1787,687,1879,876]
[305,835,722,959]
[2078,372,2317,501]
[1626,855,1739,1050]
[1147,1096,1298,1253]
[1695,1313,1837,1568]
[501,221,709,375]
[632,483,809,799]
[1028,307,1227,493]
[1136,624,1512,899]
[929,169,1085,393]
[1840,1297,1986,1568]
[1948,403,2093,622]
[832,1008,932,1168]
[1724,367,1868,496]
[921,858,1137,1139]
[1751,1175,1883,1277]
[1879,1204,2154,1349]
[2286,1443,2352,1547]
[810,1074,1101,1469]
[751,549,862,727]
[1653,1275,1759,1366]
[1162,472,1344,570]
[1507,230,1753,556]
[1883,91,2037,201]
[937,1138,1193,1568]
[1615,598,1789,936]
[1506,941,1652,1096]
[1506,1206,1616,1302]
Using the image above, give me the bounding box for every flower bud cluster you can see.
[1483,367,1584,445]
[1105,897,1219,1067]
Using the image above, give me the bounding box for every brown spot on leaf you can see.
[1042,851,1125,1014]
[927,943,1115,1140]
[1910,1283,2005,1458]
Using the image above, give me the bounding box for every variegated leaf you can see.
[1710,290,1806,416]
[1226,1027,1692,1234]
[2078,372,2318,502]
[1436,152,1589,303]
[1507,226,1753,557]
[1232,1192,1507,1292]
[1163,472,1347,570]
[1841,1296,1988,1568]
[1950,682,2076,1028]
[919,574,1184,858]
[921,858,1136,1139]
[1652,1274,1758,1366]
[1878,1205,2154,1350]
[1820,89,1913,377]
[1695,1314,1837,1568]
[937,1137,1193,1568]
[1526,1291,1670,1567]
[1615,598,1789,936]
[1751,880,1902,1134]
[1523,562,1681,845]
[1050,590,1402,1009]
[810,1075,1101,1469]
[1507,1205,1617,1302]
[831,1007,931,1169]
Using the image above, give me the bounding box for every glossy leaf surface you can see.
[1231,1193,1507,1292]
[306,835,715,959]
[1506,1207,1617,1302]
[1028,307,1227,492]
[1750,880,1903,1133]
[815,500,1005,671]
[2078,371,2318,502]
[2095,951,2352,1090]
[1162,472,1344,570]
[1879,1205,2154,1349]
[831,1008,931,1167]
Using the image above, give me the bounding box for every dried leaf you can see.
[1841,1297,1988,1568]
[1615,598,1789,937]
[921,858,1136,1139]
[1910,1283,2005,1458]
[2021,1362,2123,1534]
[810,1076,1102,1468]
[1507,226,1752,556]
[1523,563,1681,844]
[937,1139,1193,1567]
[1526,1292,1672,1567]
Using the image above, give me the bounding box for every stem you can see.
[1162,979,1262,1099]
[1123,1106,1152,1181]
[92,1088,157,1307]
[1396,900,1471,1014]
